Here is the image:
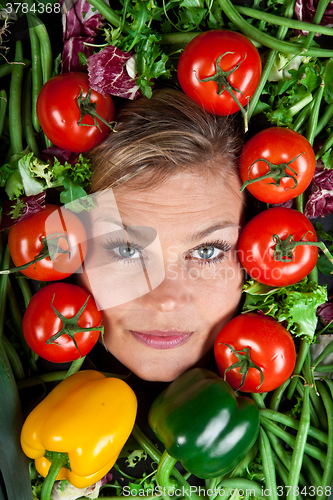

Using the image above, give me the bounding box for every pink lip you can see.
[129,330,193,350]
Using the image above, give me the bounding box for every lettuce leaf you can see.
[242,278,327,342]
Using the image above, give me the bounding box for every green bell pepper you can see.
[148,367,260,479]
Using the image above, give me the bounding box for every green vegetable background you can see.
[0,0,333,499]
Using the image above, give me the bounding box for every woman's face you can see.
[80,170,245,381]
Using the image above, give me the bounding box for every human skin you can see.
[80,170,245,381]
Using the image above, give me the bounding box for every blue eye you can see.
[189,240,232,265]
[102,238,143,263]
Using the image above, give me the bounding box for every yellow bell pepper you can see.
[21,370,137,495]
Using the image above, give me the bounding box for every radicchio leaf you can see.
[41,146,80,166]
[317,294,333,326]
[294,0,333,35]
[60,0,104,72]
[0,192,46,230]
[87,45,141,100]
[304,166,333,218]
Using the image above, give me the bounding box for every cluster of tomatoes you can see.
[9,205,103,363]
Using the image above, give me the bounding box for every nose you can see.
[140,265,191,312]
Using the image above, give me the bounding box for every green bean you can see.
[28,16,52,85]
[302,455,322,488]
[303,0,332,50]
[217,0,333,57]
[0,245,10,342]
[2,335,25,380]
[0,89,7,138]
[315,102,333,137]
[235,5,333,36]
[315,381,333,500]
[315,130,333,161]
[269,378,290,411]
[7,277,37,373]
[27,14,42,132]
[22,69,40,157]
[287,339,310,400]
[259,427,278,500]
[259,409,328,445]
[314,364,333,373]
[287,385,310,500]
[305,80,325,147]
[296,379,321,429]
[272,452,305,500]
[260,416,325,462]
[303,351,328,432]
[292,100,316,133]
[248,0,295,119]
[8,40,24,155]
[16,276,33,309]
[251,392,266,409]
[0,59,30,79]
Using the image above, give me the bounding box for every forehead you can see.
[88,171,244,236]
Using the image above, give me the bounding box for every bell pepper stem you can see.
[40,452,69,500]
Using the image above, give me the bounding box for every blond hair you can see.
[87,87,242,192]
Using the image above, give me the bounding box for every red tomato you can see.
[36,72,115,153]
[23,283,102,362]
[214,313,296,393]
[177,30,261,116]
[8,204,87,281]
[239,128,316,203]
[237,207,318,286]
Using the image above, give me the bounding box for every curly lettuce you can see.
[242,278,327,342]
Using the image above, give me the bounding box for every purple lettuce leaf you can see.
[0,192,46,230]
[294,0,333,35]
[317,294,333,326]
[304,166,333,218]
[87,45,142,99]
[60,0,104,72]
[41,146,80,166]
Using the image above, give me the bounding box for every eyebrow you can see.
[185,222,240,244]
